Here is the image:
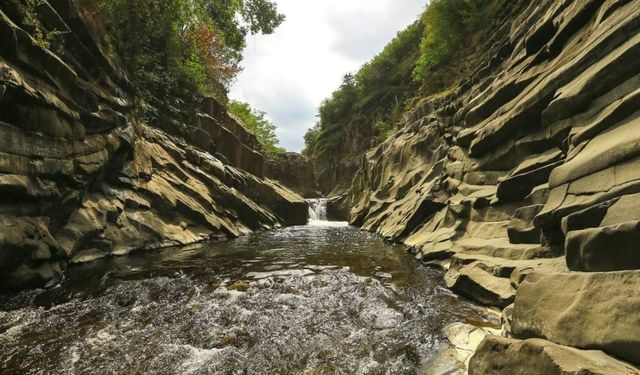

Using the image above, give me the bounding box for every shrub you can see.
[229,101,284,153]
[305,21,423,158]
[413,0,490,82]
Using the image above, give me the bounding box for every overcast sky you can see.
[229,0,426,152]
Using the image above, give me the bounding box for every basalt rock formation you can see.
[346,0,640,371]
[0,0,307,291]
[264,152,321,198]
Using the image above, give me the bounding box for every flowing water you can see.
[0,220,494,374]
[307,199,328,221]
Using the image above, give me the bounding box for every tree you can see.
[201,0,285,58]
[91,0,285,98]
[303,123,321,155]
[229,101,284,153]
[307,22,423,163]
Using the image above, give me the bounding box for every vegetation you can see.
[23,0,68,50]
[229,101,284,153]
[305,0,500,171]
[73,0,286,150]
[413,0,494,82]
[304,20,424,159]
[83,0,284,99]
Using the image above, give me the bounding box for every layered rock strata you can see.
[348,0,640,371]
[264,152,321,198]
[0,0,306,291]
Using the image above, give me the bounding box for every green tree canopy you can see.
[88,0,284,98]
[304,21,423,157]
[413,0,492,82]
[229,101,284,153]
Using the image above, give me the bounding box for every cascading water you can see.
[307,198,328,221]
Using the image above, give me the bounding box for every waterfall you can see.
[307,198,328,221]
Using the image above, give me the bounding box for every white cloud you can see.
[230,0,425,152]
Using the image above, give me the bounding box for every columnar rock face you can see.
[0,0,307,291]
[512,271,640,365]
[264,152,321,198]
[347,0,640,371]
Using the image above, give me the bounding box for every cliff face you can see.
[313,125,377,197]
[264,152,321,198]
[348,0,640,370]
[0,0,307,291]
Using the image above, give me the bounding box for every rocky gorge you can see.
[335,0,640,372]
[1,0,640,374]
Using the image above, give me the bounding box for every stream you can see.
[0,200,494,374]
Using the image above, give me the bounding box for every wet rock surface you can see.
[0,1,306,291]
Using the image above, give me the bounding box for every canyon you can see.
[337,0,640,372]
[1,0,640,374]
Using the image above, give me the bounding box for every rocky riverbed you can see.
[0,223,497,374]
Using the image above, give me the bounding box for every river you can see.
[0,205,494,374]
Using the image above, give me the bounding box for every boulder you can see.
[565,221,640,271]
[0,215,65,290]
[445,263,516,308]
[512,271,640,365]
[327,193,350,221]
[469,336,640,375]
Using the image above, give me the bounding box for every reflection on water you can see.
[0,223,493,374]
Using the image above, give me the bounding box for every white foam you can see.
[308,220,349,227]
[169,344,225,373]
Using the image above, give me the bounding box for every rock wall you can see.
[0,0,307,291]
[348,0,640,371]
[264,152,321,198]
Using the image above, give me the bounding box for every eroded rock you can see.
[445,263,515,308]
[469,336,640,375]
[512,271,640,365]
[0,1,307,291]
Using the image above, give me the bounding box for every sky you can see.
[229,0,426,152]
